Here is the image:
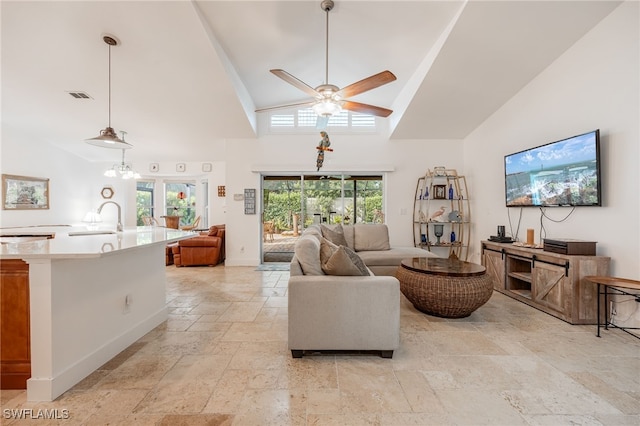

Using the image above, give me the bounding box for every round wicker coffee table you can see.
[396,257,494,318]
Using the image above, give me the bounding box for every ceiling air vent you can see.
[67,91,92,99]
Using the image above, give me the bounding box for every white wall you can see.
[464,2,639,323]
[0,128,226,230]
[135,160,226,228]
[0,126,134,229]
[224,130,464,266]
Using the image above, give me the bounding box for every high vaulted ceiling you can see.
[1,1,621,163]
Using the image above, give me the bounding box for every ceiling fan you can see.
[255,0,396,119]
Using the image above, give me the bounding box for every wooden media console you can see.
[481,241,610,324]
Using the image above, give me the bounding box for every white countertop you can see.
[0,226,196,259]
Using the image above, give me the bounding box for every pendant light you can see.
[86,35,132,149]
[104,149,141,179]
[103,132,141,179]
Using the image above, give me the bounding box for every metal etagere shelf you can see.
[413,168,471,260]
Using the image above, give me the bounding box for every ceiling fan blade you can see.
[342,101,393,117]
[270,69,321,98]
[255,100,315,113]
[335,70,397,99]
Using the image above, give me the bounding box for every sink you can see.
[68,230,117,236]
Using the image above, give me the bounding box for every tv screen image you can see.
[504,130,601,207]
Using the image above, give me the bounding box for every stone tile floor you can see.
[2,266,639,425]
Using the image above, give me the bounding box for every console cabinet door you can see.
[482,249,505,291]
[531,262,569,319]
[0,259,30,389]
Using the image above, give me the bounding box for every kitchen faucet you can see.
[97,201,123,232]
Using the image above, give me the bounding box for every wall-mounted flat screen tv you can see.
[504,129,601,207]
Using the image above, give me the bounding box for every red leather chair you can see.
[172,225,225,267]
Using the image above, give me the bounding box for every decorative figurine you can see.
[448,210,462,222]
[316,131,333,171]
[429,206,446,222]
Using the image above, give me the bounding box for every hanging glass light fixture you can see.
[104,149,141,179]
[104,132,140,179]
[86,35,132,149]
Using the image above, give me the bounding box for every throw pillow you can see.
[208,226,219,236]
[341,224,355,249]
[319,236,339,263]
[354,224,391,251]
[342,245,370,276]
[321,224,348,247]
[320,237,370,276]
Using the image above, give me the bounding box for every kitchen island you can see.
[0,226,195,401]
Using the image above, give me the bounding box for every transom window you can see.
[269,108,376,131]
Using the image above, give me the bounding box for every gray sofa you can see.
[300,223,431,276]
[288,223,435,358]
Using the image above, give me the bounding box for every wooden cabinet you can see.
[413,168,471,260]
[0,259,30,389]
[482,241,610,324]
[482,245,505,291]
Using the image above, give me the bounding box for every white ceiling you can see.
[1,0,621,163]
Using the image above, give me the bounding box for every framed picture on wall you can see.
[2,174,50,210]
[433,184,447,200]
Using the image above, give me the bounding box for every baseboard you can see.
[27,307,168,401]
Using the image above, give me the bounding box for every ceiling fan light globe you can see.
[312,99,342,117]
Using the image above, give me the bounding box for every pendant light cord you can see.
[108,43,112,127]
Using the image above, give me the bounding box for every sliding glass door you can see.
[262,177,302,263]
[261,174,383,263]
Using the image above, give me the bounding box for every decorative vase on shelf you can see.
[450,231,456,243]
[448,184,454,200]
[434,224,444,244]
